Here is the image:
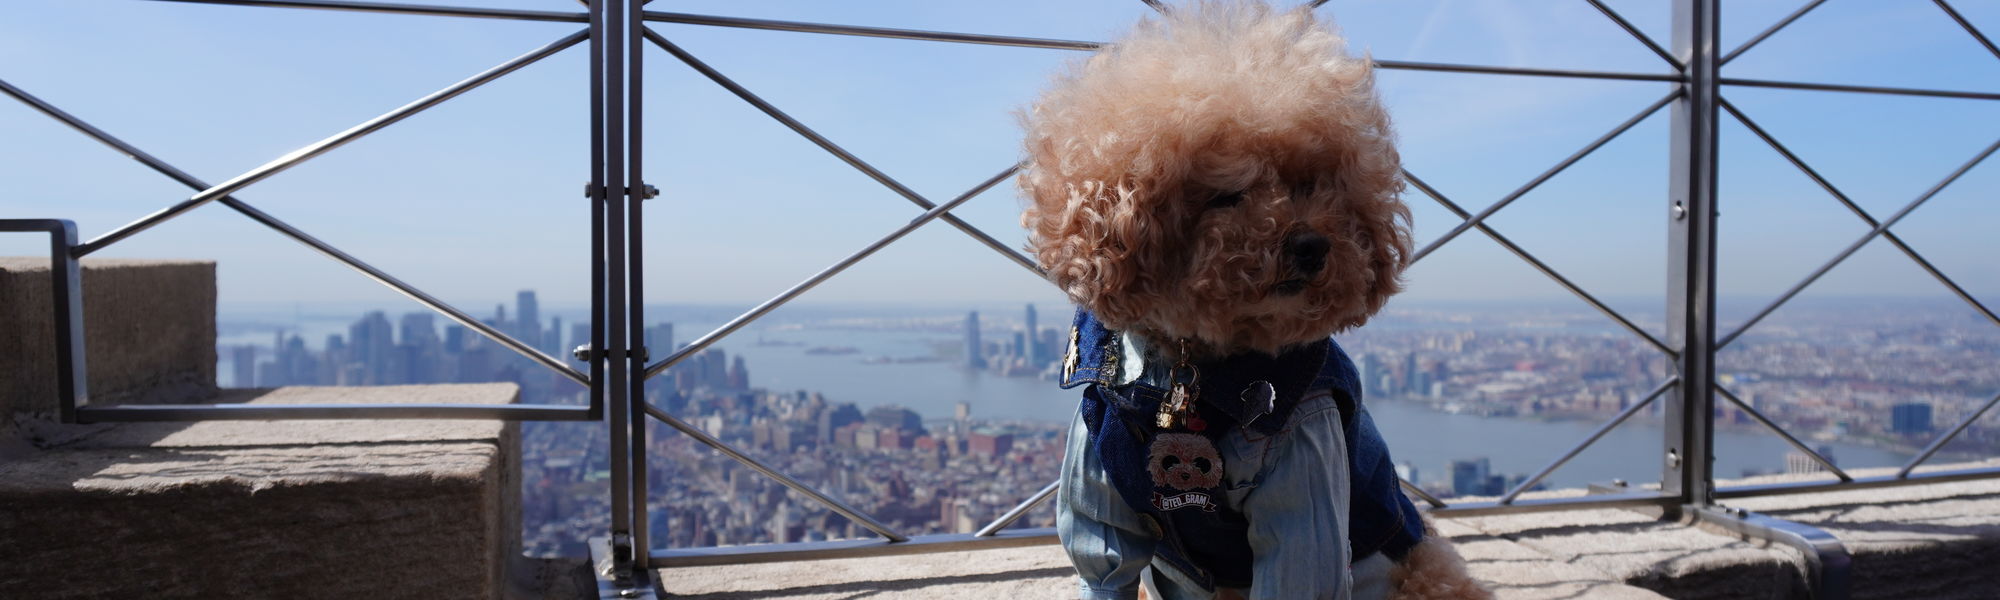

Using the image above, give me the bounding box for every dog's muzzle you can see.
[1276,231,1330,294]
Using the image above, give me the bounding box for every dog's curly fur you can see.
[1023,3,1489,599]
[1019,0,1412,357]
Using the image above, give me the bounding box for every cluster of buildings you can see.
[964,305,1066,378]
[226,297,2000,554]
[226,291,612,403]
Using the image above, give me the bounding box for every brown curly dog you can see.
[1020,2,1490,599]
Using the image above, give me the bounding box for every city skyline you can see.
[205,286,1997,552]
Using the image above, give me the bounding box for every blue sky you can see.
[3,0,1997,327]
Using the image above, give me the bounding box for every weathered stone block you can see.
[0,257,217,426]
[0,384,521,599]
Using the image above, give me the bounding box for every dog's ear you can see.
[1342,174,1412,331]
[1020,175,1157,332]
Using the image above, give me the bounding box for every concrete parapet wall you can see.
[0,384,522,599]
[0,257,217,427]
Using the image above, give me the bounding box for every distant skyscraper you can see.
[546,316,564,357]
[351,311,394,385]
[648,323,674,358]
[1786,445,1839,475]
[1450,457,1492,497]
[1402,352,1419,395]
[232,345,257,388]
[1359,354,1381,396]
[516,290,540,347]
[729,356,750,390]
[1892,402,1933,435]
[965,311,986,369]
[1024,303,1039,362]
[398,312,440,383]
[1786,452,1825,475]
[444,325,468,353]
[702,349,728,388]
[399,312,438,349]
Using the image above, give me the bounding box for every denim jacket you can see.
[1056,309,1423,596]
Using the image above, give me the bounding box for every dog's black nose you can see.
[1285,231,1329,277]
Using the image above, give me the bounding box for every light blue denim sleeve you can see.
[1240,400,1353,600]
[1057,409,1156,600]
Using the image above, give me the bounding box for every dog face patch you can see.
[1147,433,1223,512]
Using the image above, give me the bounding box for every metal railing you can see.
[6,1,1998,598]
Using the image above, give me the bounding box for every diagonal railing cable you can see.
[642,29,1044,278]
[1717,386,1852,482]
[1372,60,1681,83]
[1718,77,2000,102]
[1411,89,1681,264]
[974,480,1060,537]
[71,30,589,257]
[1900,390,2000,478]
[0,76,589,386]
[644,11,1100,51]
[646,8,1678,82]
[1718,0,1828,66]
[148,0,587,22]
[643,166,1016,380]
[1584,0,1684,70]
[643,403,907,542]
[1717,137,2000,349]
[1405,171,1674,356]
[1499,378,1679,504]
[1932,0,2000,63]
[1401,479,1447,509]
[1720,99,2000,329]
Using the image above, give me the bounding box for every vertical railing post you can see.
[624,0,652,572]
[1664,0,1721,515]
[589,0,648,592]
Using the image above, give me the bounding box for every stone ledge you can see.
[0,257,217,427]
[0,384,521,600]
[1722,461,2000,600]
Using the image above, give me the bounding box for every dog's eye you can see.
[1193,457,1213,473]
[1207,191,1244,209]
[1161,456,1181,470]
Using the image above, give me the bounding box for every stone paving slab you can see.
[651,524,1666,600]
[1434,518,1668,600]
[656,544,1075,599]
[652,461,2000,600]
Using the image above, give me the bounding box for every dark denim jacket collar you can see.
[1059,309,1347,434]
[1059,309,1124,390]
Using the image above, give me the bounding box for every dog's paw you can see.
[1388,537,1495,600]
